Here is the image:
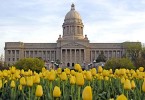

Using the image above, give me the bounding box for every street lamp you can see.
[93,60,96,68]
[54,62,59,69]
[88,64,90,69]
[90,63,92,69]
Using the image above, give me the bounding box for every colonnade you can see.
[90,50,122,61]
[6,49,123,67]
[61,49,85,67]
[63,25,83,35]
[24,50,56,62]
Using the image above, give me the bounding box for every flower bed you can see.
[0,65,145,100]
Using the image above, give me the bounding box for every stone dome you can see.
[65,4,82,20]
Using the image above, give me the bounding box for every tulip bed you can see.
[0,64,145,100]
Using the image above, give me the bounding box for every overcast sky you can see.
[0,0,145,55]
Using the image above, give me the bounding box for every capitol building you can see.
[4,4,137,68]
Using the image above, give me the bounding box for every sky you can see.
[0,0,145,56]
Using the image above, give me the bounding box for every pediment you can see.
[61,42,86,48]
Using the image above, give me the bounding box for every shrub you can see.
[14,58,45,72]
[104,58,135,70]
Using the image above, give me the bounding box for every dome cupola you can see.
[65,4,82,20]
[62,4,84,40]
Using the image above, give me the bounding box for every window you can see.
[43,51,46,55]
[8,50,10,54]
[12,50,15,54]
[16,50,19,54]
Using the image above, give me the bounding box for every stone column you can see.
[90,51,91,62]
[31,51,33,58]
[70,49,72,65]
[75,26,77,35]
[75,49,76,63]
[24,51,26,58]
[80,27,81,34]
[95,50,96,60]
[49,50,52,62]
[112,50,113,58]
[65,49,67,66]
[61,49,62,63]
[69,26,71,34]
[79,49,81,63]
[83,49,85,61]
[42,50,43,59]
[82,27,83,34]
[14,50,16,61]
[10,50,12,62]
[77,26,79,34]
[107,51,109,60]
[119,51,121,58]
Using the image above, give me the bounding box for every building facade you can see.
[4,4,138,68]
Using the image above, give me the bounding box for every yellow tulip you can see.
[109,69,113,74]
[137,72,144,79]
[18,84,22,91]
[116,94,127,100]
[78,68,82,72]
[126,69,130,74]
[26,76,33,87]
[35,85,43,97]
[60,72,67,81]
[57,68,62,74]
[121,77,125,84]
[74,64,81,71]
[82,86,92,100]
[21,69,25,75]
[104,76,109,81]
[91,68,96,76]
[131,80,136,89]
[71,70,76,76]
[20,77,26,85]
[28,69,33,76]
[124,79,131,90]
[119,69,126,75]
[86,71,92,81]
[115,69,119,75]
[64,68,70,75]
[139,67,144,72]
[14,71,20,79]
[10,66,16,74]
[34,74,40,84]
[48,70,56,81]
[98,75,103,80]
[102,70,109,76]
[3,71,8,77]
[53,86,61,98]
[98,66,103,73]
[142,80,145,92]
[10,80,15,88]
[76,72,84,86]
[0,79,2,89]
[42,67,46,72]
[70,76,76,85]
